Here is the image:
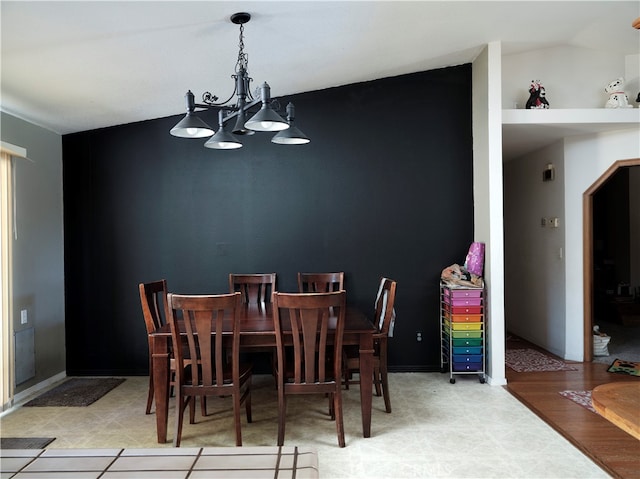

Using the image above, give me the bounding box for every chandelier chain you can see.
[236,23,249,73]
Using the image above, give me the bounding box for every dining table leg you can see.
[358,332,375,438]
[151,335,170,443]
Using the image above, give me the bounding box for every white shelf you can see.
[502,108,640,161]
[502,108,640,125]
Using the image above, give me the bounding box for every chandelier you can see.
[170,12,310,149]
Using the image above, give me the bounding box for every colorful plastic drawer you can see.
[451,314,482,323]
[452,362,483,372]
[451,322,482,331]
[448,289,482,298]
[453,354,483,362]
[450,298,482,306]
[451,306,482,314]
[453,346,482,355]
[452,338,482,347]
[452,331,482,339]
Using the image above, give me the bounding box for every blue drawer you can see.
[453,346,482,355]
[453,354,483,363]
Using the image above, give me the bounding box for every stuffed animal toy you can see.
[525,80,550,109]
[604,77,633,108]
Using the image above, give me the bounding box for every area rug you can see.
[505,348,578,372]
[558,390,597,414]
[24,378,125,407]
[607,358,640,377]
[0,437,55,449]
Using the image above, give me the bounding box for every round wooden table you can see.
[591,382,640,440]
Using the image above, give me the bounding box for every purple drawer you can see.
[452,362,483,372]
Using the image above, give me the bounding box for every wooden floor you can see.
[505,337,640,479]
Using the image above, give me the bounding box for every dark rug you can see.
[24,378,125,407]
[1,437,55,449]
[505,348,578,372]
[607,358,640,377]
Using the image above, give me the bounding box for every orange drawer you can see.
[451,314,482,323]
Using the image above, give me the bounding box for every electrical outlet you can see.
[416,331,422,342]
[20,309,28,324]
[540,217,547,227]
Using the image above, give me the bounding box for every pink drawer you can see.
[451,298,482,306]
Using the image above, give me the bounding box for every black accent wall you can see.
[63,65,474,375]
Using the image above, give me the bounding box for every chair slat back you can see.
[273,291,346,385]
[229,273,276,304]
[375,277,397,336]
[139,279,168,334]
[167,292,242,389]
[297,272,344,293]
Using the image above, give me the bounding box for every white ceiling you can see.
[2,1,639,155]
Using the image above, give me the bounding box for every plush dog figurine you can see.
[526,80,550,109]
[604,78,633,108]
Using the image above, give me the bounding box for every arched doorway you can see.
[583,158,640,361]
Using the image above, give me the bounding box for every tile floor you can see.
[1,446,318,478]
[1,373,608,478]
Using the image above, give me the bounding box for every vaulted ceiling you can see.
[2,1,639,139]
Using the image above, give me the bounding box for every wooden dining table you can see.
[150,303,376,444]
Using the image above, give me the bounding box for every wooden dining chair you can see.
[272,290,347,448]
[139,279,171,415]
[229,273,276,304]
[230,273,278,379]
[139,280,206,416]
[297,272,344,293]
[343,277,397,413]
[167,292,252,447]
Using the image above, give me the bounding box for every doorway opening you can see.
[583,158,640,361]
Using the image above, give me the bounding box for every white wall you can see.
[564,129,640,360]
[472,42,506,385]
[504,142,566,357]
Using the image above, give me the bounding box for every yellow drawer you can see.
[451,322,482,331]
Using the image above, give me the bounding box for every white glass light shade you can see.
[204,128,243,149]
[244,106,289,132]
[271,124,310,145]
[170,113,215,138]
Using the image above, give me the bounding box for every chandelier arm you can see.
[200,90,237,107]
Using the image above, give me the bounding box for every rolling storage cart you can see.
[440,282,485,383]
